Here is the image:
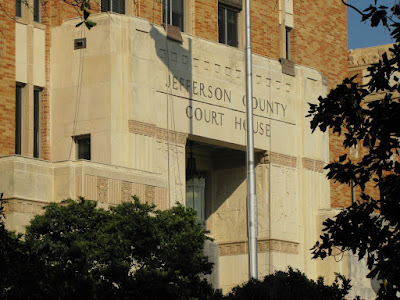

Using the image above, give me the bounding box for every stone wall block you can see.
[84,175,97,201]
[109,179,120,204]
[132,183,146,201]
[155,187,168,210]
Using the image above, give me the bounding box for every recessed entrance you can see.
[185,139,247,236]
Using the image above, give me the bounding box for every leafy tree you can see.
[0,202,35,299]
[0,197,220,300]
[308,1,400,298]
[224,268,352,300]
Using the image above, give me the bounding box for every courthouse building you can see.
[0,0,374,296]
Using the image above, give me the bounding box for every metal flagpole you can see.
[244,0,258,280]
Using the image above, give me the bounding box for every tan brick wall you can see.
[293,0,348,89]
[251,0,280,58]
[329,128,352,207]
[293,0,349,208]
[0,1,16,155]
[193,0,218,41]
[41,2,51,160]
[349,69,363,86]
[137,0,162,26]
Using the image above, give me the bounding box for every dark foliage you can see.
[0,197,220,300]
[308,1,400,298]
[0,202,42,299]
[224,268,351,300]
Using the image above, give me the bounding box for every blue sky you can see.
[347,0,396,49]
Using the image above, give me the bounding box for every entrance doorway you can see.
[185,139,247,235]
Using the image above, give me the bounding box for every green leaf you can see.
[85,20,97,30]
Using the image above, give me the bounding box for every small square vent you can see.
[74,38,86,50]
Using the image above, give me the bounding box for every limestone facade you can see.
[0,0,370,294]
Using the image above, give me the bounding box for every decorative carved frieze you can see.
[302,157,325,173]
[2,183,169,215]
[219,238,299,256]
[145,185,155,204]
[121,181,133,202]
[269,152,297,168]
[128,120,157,137]
[76,175,168,209]
[156,128,188,145]
[128,120,188,144]
[2,198,47,215]
[348,44,394,67]
[260,152,325,173]
[97,177,108,202]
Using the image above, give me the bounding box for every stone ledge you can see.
[0,156,167,208]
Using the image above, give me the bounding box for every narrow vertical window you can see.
[163,0,184,31]
[185,142,206,224]
[33,88,40,158]
[186,176,206,223]
[15,84,22,155]
[101,0,125,14]
[33,0,40,22]
[16,0,22,17]
[75,135,91,160]
[218,4,238,47]
[285,26,292,60]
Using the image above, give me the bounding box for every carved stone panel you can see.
[97,178,109,203]
[145,185,155,205]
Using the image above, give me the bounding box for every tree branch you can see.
[341,0,365,16]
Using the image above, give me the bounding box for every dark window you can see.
[33,0,40,22]
[101,0,125,14]
[16,0,22,17]
[15,84,22,155]
[218,4,238,47]
[186,176,206,223]
[285,26,292,60]
[163,0,184,31]
[76,136,91,160]
[33,89,40,158]
[74,38,86,50]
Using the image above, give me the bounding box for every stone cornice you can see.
[348,44,394,68]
